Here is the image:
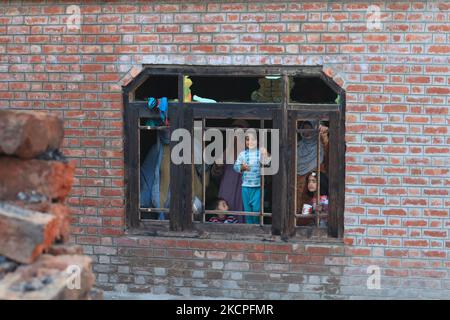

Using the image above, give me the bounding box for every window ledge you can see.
[127,221,342,244]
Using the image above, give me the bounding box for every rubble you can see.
[0,256,19,281]
[0,254,95,300]
[17,191,48,203]
[7,201,71,242]
[0,110,64,159]
[36,149,67,162]
[0,157,74,202]
[0,203,59,264]
[0,110,100,300]
[46,244,83,256]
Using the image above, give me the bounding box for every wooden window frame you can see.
[123,65,345,238]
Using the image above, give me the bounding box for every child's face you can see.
[245,135,257,149]
[301,122,313,139]
[217,200,229,211]
[307,176,317,192]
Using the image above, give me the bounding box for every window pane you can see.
[289,76,337,103]
[134,75,178,101]
[185,75,282,103]
[295,119,329,228]
[139,126,171,220]
[194,119,274,225]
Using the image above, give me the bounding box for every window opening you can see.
[290,76,337,103]
[185,75,282,103]
[124,66,345,238]
[295,119,330,228]
[134,75,178,101]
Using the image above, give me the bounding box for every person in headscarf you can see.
[296,120,329,221]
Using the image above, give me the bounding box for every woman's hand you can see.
[259,147,271,165]
[319,124,328,135]
[260,147,269,157]
[318,124,329,146]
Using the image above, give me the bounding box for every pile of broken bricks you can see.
[0,110,101,300]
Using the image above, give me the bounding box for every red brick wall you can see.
[0,1,449,298]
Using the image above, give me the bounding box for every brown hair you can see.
[304,171,329,198]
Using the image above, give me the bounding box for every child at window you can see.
[208,198,238,223]
[300,171,329,227]
[233,131,270,224]
[296,121,329,226]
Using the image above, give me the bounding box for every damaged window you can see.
[124,67,345,238]
[133,75,178,101]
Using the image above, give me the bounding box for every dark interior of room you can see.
[189,76,261,102]
[134,75,178,101]
[134,75,337,104]
[290,77,337,103]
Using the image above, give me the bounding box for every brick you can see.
[224,262,250,271]
[0,157,74,202]
[0,254,94,299]
[206,251,227,260]
[7,201,71,242]
[385,85,409,94]
[404,240,428,247]
[0,203,59,264]
[422,251,446,258]
[402,198,427,206]
[0,110,64,158]
[246,252,269,262]
[424,210,448,218]
[361,177,386,185]
[347,84,369,92]
[362,197,385,205]
[427,45,450,54]
[46,244,84,256]
[360,218,385,226]
[423,230,447,238]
